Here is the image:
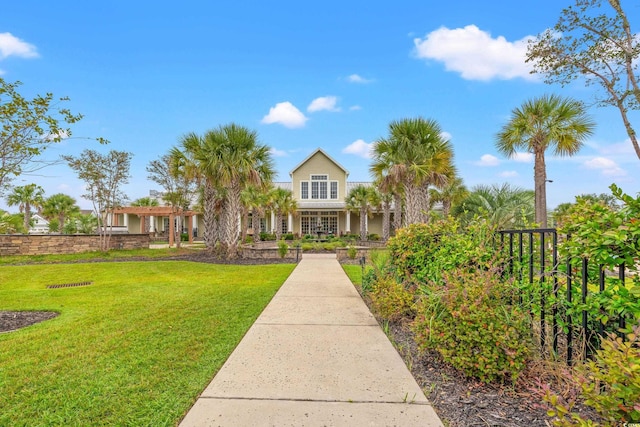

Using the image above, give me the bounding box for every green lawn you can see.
[0,261,295,426]
[342,264,362,286]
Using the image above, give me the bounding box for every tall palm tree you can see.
[454,183,534,230]
[496,94,595,228]
[179,124,274,257]
[6,183,45,232]
[41,193,80,234]
[131,197,159,233]
[346,184,380,241]
[371,118,455,226]
[268,187,297,241]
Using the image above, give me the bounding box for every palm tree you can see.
[430,176,468,217]
[6,183,45,232]
[346,184,380,241]
[454,183,534,229]
[180,124,274,257]
[496,94,595,228]
[268,187,297,241]
[241,185,269,243]
[371,118,455,226]
[41,193,80,234]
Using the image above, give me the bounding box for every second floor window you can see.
[301,175,338,200]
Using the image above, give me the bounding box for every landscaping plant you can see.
[411,266,532,383]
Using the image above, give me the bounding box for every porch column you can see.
[187,214,193,243]
[364,214,368,234]
[288,213,293,233]
[123,213,129,227]
[169,213,175,247]
[139,215,145,233]
[149,215,155,233]
[270,211,276,233]
[345,211,351,233]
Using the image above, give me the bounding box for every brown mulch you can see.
[0,311,59,333]
[353,289,601,426]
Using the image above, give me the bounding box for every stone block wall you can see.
[0,234,150,256]
[335,247,374,262]
[240,246,301,261]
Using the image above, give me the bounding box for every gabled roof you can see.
[289,148,349,177]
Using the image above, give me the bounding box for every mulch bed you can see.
[0,311,59,333]
[359,303,601,426]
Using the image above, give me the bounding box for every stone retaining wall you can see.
[0,234,150,256]
[336,247,378,262]
[239,245,301,261]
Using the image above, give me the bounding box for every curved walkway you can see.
[180,253,443,426]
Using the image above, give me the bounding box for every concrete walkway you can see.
[180,253,443,426]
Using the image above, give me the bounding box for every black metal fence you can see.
[498,229,629,365]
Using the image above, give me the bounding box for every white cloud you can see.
[349,105,362,111]
[347,74,373,84]
[413,25,536,81]
[475,154,500,166]
[261,102,308,128]
[307,96,341,112]
[342,139,373,159]
[598,140,636,156]
[269,147,288,157]
[584,157,626,177]
[0,32,38,59]
[440,131,452,141]
[499,170,519,178]
[513,152,534,163]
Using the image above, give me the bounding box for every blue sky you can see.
[1,1,638,211]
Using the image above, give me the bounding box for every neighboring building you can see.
[112,148,388,239]
[29,214,50,234]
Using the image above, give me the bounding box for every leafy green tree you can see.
[496,94,595,227]
[0,77,106,195]
[41,193,80,234]
[371,118,455,225]
[527,0,640,160]
[6,183,45,232]
[63,149,132,250]
[454,183,534,230]
[147,150,197,247]
[346,184,380,241]
[268,187,297,241]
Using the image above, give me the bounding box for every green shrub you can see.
[544,325,640,425]
[368,233,380,241]
[301,243,313,252]
[260,232,276,241]
[277,240,289,258]
[370,276,415,322]
[387,218,500,288]
[283,233,294,240]
[347,245,357,259]
[411,267,531,383]
[180,233,189,242]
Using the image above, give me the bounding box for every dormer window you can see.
[300,174,338,200]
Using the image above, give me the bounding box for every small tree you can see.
[0,77,106,195]
[6,183,45,232]
[527,0,640,160]
[63,149,132,251]
[147,150,197,248]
